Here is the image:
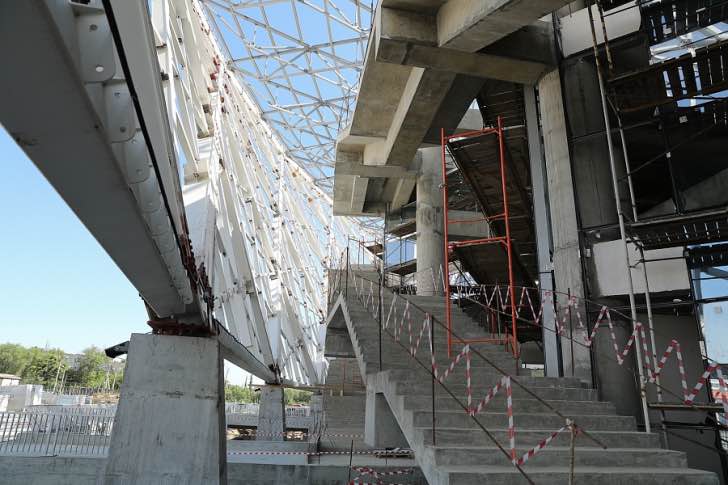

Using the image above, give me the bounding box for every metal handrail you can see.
[341,258,605,483]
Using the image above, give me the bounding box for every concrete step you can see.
[360,349,518,371]
[401,395,616,415]
[394,382,600,402]
[406,410,636,432]
[415,427,663,449]
[387,369,587,389]
[427,445,687,468]
[439,466,719,485]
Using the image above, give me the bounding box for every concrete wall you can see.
[0,385,43,411]
[641,313,726,484]
[0,456,425,485]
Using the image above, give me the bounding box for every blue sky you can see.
[0,126,148,354]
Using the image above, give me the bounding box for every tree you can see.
[0,343,32,376]
[22,350,67,387]
[67,347,110,388]
[225,384,259,403]
[284,388,312,405]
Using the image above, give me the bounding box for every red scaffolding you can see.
[440,116,519,357]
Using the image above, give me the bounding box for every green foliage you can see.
[0,344,67,387]
[23,350,67,387]
[0,343,123,390]
[223,385,312,405]
[225,384,260,403]
[66,347,110,388]
[284,388,312,405]
[0,343,34,377]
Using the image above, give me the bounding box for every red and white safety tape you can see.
[349,466,414,485]
[227,449,413,456]
[476,285,728,413]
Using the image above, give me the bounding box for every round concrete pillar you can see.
[416,147,445,296]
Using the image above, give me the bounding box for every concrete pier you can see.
[103,333,226,484]
[415,147,445,296]
[256,385,286,441]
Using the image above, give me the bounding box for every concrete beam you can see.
[348,30,412,138]
[436,0,570,52]
[377,7,552,84]
[383,67,458,166]
[336,161,418,179]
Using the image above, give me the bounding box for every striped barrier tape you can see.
[475,284,728,413]
[242,431,365,439]
[349,481,408,485]
[227,449,414,456]
[349,466,415,485]
[353,274,728,467]
[352,273,577,467]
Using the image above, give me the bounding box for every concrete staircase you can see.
[340,274,719,485]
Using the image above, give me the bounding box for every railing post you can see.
[430,313,437,446]
[345,246,349,303]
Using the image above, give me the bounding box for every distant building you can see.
[0,373,20,386]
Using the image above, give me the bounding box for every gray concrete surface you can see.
[342,274,720,485]
[415,147,445,296]
[257,386,286,442]
[103,334,226,484]
[0,455,426,485]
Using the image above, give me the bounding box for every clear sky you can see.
[0,125,253,383]
[0,125,149,354]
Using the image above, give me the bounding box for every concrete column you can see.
[416,147,445,296]
[524,86,559,377]
[537,70,592,384]
[104,333,226,484]
[257,385,285,441]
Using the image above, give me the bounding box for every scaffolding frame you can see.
[440,117,519,358]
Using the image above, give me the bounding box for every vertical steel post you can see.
[430,313,437,446]
[441,128,453,357]
[379,205,388,371]
[568,287,575,377]
[587,2,651,433]
[497,116,519,357]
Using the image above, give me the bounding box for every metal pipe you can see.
[430,313,437,446]
[587,1,652,433]
[441,128,453,357]
[497,116,519,357]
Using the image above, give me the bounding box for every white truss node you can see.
[200,0,372,190]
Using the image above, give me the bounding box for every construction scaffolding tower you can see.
[440,117,519,358]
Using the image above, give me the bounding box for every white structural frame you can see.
[149,0,373,384]
[200,0,372,191]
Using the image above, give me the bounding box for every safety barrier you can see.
[350,270,591,483]
[349,465,415,485]
[460,283,728,414]
[0,408,114,456]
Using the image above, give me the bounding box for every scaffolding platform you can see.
[447,124,535,284]
[628,208,728,250]
[643,0,728,45]
[609,38,728,112]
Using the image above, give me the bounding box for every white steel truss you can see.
[200,0,372,191]
[151,0,374,384]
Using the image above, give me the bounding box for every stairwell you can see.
[336,271,720,485]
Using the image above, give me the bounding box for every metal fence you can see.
[224,403,312,418]
[0,408,114,456]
